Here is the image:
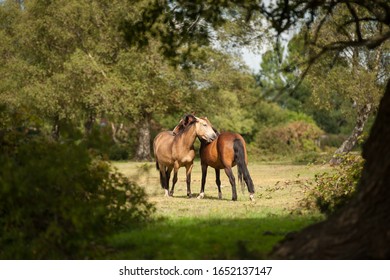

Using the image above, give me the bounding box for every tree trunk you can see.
[51,116,60,141]
[329,103,372,165]
[110,122,120,144]
[271,79,390,259]
[84,113,95,135]
[135,115,152,161]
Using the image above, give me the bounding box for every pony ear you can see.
[184,114,196,126]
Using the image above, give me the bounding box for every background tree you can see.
[6,0,127,138]
[304,5,389,164]
[182,47,257,134]
[255,39,311,112]
[109,44,188,160]
[265,0,390,258]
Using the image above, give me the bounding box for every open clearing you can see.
[108,161,331,259]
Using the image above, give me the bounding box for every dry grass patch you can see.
[112,161,331,219]
[107,160,331,259]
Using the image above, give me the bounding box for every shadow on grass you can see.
[170,194,231,201]
[105,215,322,260]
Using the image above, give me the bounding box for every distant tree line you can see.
[2,0,385,163]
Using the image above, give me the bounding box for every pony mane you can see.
[173,114,197,136]
[172,120,185,135]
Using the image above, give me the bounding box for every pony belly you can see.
[156,153,174,167]
[201,149,224,169]
[207,159,225,169]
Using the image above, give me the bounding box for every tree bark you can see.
[271,79,390,259]
[110,122,120,144]
[84,113,95,135]
[329,103,372,165]
[135,115,152,161]
[51,116,60,141]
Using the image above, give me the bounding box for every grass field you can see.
[107,160,331,259]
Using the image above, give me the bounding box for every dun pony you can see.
[153,114,217,197]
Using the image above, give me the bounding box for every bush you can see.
[253,121,323,156]
[0,136,155,259]
[302,153,364,215]
[254,101,317,131]
[109,144,130,160]
[318,134,348,149]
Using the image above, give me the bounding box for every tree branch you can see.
[346,2,363,41]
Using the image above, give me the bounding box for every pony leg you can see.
[243,171,255,201]
[198,164,208,199]
[224,167,237,201]
[170,165,179,196]
[215,169,222,199]
[166,166,173,196]
[185,163,193,198]
[158,164,169,197]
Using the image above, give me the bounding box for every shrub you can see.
[318,134,348,149]
[253,121,323,156]
[302,153,364,215]
[0,136,155,259]
[109,144,130,160]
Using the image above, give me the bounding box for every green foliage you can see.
[255,35,314,114]
[250,99,316,130]
[108,216,321,259]
[251,119,323,158]
[318,134,348,149]
[178,47,258,135]
[302,154,364,215]
[108,144,131,161]
[0,134,155,259]
[304,5,388,137]
[245,99,328,161]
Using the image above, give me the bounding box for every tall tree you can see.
[255,37,312,113]
[304,5,388,164]
[0,0,192,160]
[110,44,188,161]
[266,1,390,258]
[182,47,257,134]
[7,0,128,137]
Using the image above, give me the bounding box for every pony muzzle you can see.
[206,132,217,142]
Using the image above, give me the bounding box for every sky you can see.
[240,26,299,73]
[241,48,263,73]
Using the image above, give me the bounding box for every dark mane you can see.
[173,114,197,136]
[172,120,185,135]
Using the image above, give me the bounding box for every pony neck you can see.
[175,122,197,149]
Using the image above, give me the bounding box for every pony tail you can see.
[156,160,160,170]
[233,139,255,194]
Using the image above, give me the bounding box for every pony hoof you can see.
[187,193,192,198]
[249,193,255,201]
[197,193,205,199]
[164,190,170,197]
[218,192,222,199]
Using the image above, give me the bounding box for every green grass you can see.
[106,160,331,259]
[108,216,321,259]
